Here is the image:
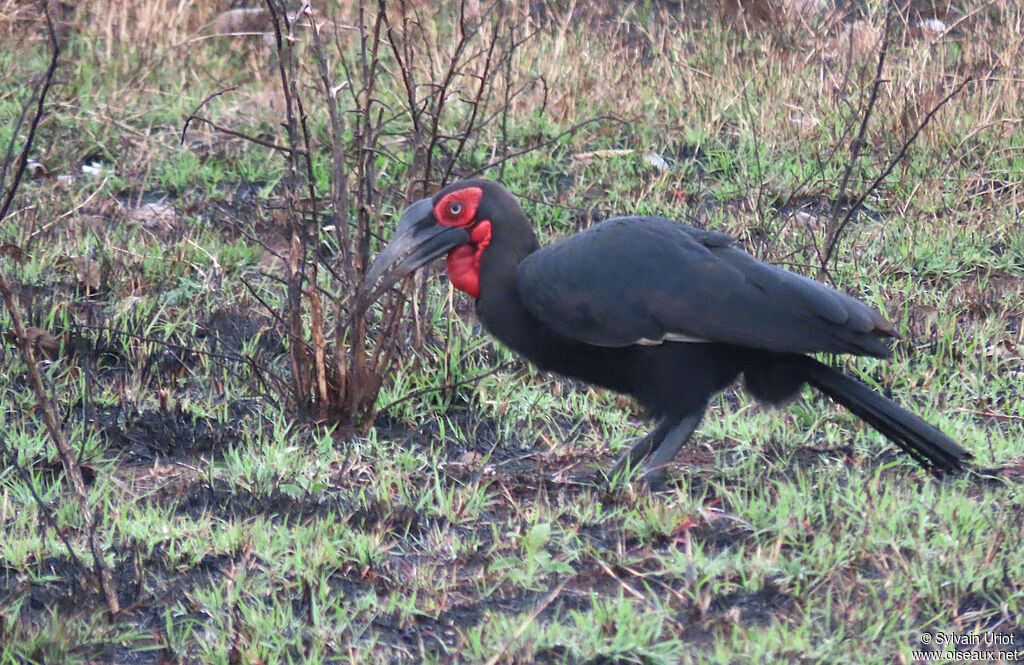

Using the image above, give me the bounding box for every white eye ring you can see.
[448,201,464,216]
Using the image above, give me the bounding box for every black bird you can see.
[364,179,971,480]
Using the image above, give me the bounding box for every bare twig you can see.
[181,85,305,154]
[0,285,120,606]
[819,75,972,275]
[307,10,351,282]
[194,0,554,431]
[469,115,625,177]
[0,24,58,223]
[0,437,85,571]
[73,321,286,398]
[820,17,891,278]
[483,576,570,665]
[379,361,516,412]
[183,115,300,155]
[0,3,120,616]
[0,78,40,196]
[442,15,503,185]
[265,0,314,415]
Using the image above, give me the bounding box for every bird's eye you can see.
[448,202,464,216]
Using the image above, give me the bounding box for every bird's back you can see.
[515,217,896,357]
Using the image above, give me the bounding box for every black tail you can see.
[798,357,971,472]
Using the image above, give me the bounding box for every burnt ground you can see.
[0,432,809,665]
[2,154,1023,662]
[3,140,1023,661]
[3,359,1022,664]
[4,1,1024,662]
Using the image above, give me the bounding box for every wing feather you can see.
[514,217,893,356]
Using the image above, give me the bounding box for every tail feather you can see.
[798,357,971,471]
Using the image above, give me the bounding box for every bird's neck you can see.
[473,226,548,359]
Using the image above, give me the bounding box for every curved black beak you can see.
[361,197,469,305]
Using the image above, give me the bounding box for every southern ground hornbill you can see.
[364,179,971,480]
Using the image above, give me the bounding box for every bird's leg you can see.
[608,409,705,486]
[608,419,674,481]
[641,410,704,486]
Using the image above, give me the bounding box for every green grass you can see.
[1,2,1023,664]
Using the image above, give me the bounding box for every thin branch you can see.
[265,0,314,414]
[420,11,472,185]
[306,10,351,284]
[819,76,972,273]
[442,10,502,185]
[182,115,301,155]
[379,361,516,412]
[468,115,625,177]
[0,437,85,572]
[483,576,570,665]
[181,87,235,142]
[0,21,59,223]
[73,321,287,397]
[0,78,39,194]
[0,3,120,616]
[820,16,891,277]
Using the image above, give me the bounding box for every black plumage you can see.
[365,179,971,480]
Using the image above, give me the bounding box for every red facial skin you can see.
[434,187,491,298]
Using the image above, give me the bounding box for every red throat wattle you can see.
[434,187,491,298]
[445,221,491,297]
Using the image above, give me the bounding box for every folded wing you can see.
[515,217,895,357]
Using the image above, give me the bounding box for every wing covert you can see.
[514,217,893,356]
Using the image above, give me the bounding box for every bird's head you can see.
[363,179,532,303]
